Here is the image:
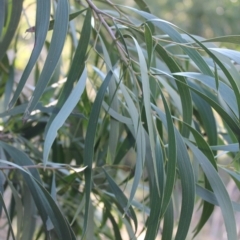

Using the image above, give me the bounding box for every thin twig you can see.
[85,0,129,65]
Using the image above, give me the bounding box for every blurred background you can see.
[143,0,240,38]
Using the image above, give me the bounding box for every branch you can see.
[85,0,129,65]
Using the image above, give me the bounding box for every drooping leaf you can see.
[43,68,87,165]
[103,168,138,232]
[23,0,69,120]
[0,192,16,240]
[8,0,51,108]
[0,0,23,61]
[186,140,237,240]
[44,8,92,136]
[83,70,113,237]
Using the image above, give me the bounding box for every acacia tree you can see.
[0,0,240,239]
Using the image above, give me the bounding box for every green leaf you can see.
[0,192,16,240]
[130,36,157,199]
[43,67,87,165]
[144,24,153,68]
[83,70,113,237]
[0,0,23,61]
[6,178,23,239]
[186,34,240,125]
[134,0,151,13]
[155,43,192,137]
[174,131,195,240]
[190,84,217,145]
[23,0,69,120]
[202,35,240,44]
[99,35,119,162]
[153,106,195,240]
[210,48,240,64]
[176,118,217,236]
[26,9,87,33]
[44,8,92,136]
[186,140,237,240]
[144,136,165,239]
[0,0,5,37]
[162,199,174,240]
[117,79,146,209]
[152,97,177,217]
[21,185,37,240]
[8,0,51,108]
[103,168,138,232]
[0,144,75,240]
[4,65,14,111]
[196,185,240,212]
[121,6,213,76]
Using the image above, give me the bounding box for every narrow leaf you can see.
[103,168,138,232]
[186,140,237,240]
[0,193,16,240]
[44,8,92,136]
[24,0,69,120]
[83,70,113,237]
[8,0,51,108]
[43,68,87,165]
[0,0,23,61]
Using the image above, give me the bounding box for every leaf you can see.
[6,178,23,239]
[177,77,240,138]
[190,83,217,146]
[4,66,14,112]
[0,192,16,240]
[153,106,195,240]
[134,0,151,13]
[23,0,69,120]
[83,70,113,237]
[162,199,174,240]
[121,6,213,76]
[176,118,217,236]
[185,34,240,125]
[144,136,165,239]
[131,35,157,194]
[0,144,75,240]
[103,168,138,232]
[210,48,240,64]
[202,35,240,44]
[0,0,23,61]
[196,185,240,212]
[44,8,92,136]
[43,67,87,165]
[211,143,239,152]
[186,140,237,240]
[174,72,238,118]
[8,0,51,108]
[99,35,119,162]
[174,130,195,240]
[26,9,87,33]
[0,0,5,37]
[151,97,177,217]
[117,78,147,209]
[21,185,37,240]
[155,43,192,137]
[144,23,153,68]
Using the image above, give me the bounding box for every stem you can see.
[85,0,128,65]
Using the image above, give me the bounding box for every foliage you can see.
[0,0,240,239]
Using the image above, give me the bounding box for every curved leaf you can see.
[23,0,69,120]
[8,0,51,108]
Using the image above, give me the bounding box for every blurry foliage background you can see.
[146,0,240,38]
